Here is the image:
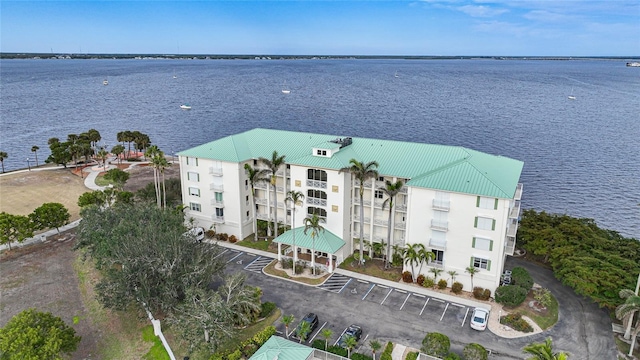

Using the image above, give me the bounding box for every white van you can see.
[184,227,205,242]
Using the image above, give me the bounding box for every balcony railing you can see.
[306,179,327,189]
[256,213,269,220]
[509,201,521,219]
[352,231,371,239]
[396,204,407,212]
[211,215,225,223]
[209,183,224,192]
[394,221,406,230]
[254,182,268,189]
[210,199,224,207]
[307,198,327,206]
[507,218,519,238]
[255,198,267,205]
[514,183,523,201]
[354,215,371,224]
[429,238,447,250]
[505,236,516,256]
[374,200,385,208]
[208,167,223,176]
[432,199,450,211]
[275,169,290,177]
[399,187,408,194]
[373,218,387,226]
[352,198,372,206]
[430,220,449,231]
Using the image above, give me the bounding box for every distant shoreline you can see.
[1,53,638,61]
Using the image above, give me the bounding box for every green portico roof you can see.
[249,335,313,360]
[178,128,524,199]
[274,227,346,254]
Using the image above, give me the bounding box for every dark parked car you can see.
[338,324,363,348]
[294,313,319,339]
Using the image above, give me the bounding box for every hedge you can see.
[463,343,488,360]
[495,285,527,307]
[259,302,276,318]
[380,341,394,360]
[351,353,373,360]
[406,351,419,360]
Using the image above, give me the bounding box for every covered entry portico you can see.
[273,227,346,273]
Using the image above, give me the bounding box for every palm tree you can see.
[31,146,39,166]
[282,314,294,338]
[340,159,379,266]
[465,266,480,290]
[157,156,171,208]
[145,146,163,208]
[97,147,108,169]
[286,190,305,273]
[297,320,311,343]
[303,213,325,275]
[447,270,458,286]
[245,164,270,241]
[522,337,568,360]
[259,151,286,238]
[321,328,333,350]
[0,151,7,173]
[616,288,640,355]
[111,144,125,165]
[379,180,403,268]
[429,267,444,282]
[344,335,357,358]
[403,243,422,281]
[370,339,382,360]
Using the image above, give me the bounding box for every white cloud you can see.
[457,4,508,17]
[523,10,573,22]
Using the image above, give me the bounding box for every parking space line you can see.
[227,252,244,263]
[214,249,228,259]
[246,252,256,257]
[462,308,470,327]
[245,256,261,267]
[380,288,393,305]
[413,293,425,298]
[334,327,349,346]
[356,334,369,352]
[362,283,376,300]
[357,279,369,284]
[399,293,411,310]
[431,298,445,303]
[338,278,353,294]
[440,303,450,321]
[308,322,327,344]
[378,284,389,289]
[420,298,430,316]
[450,303,465,308]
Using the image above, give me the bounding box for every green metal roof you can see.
[274,227,346,254]
[178,128,524,198]
[249,336,313,360]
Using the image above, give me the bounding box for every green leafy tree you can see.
[31,146,40,166]
[282,314,295,339]
[135,178,182,208]
[286,190,305,271]
[0,151,7,173]
[45,138,71,167]
[369,339,382,360]
[85,128,101,148]
[296,320,311,343]
[111,144,125,164]
[29,202,70,234]
[244,164,270,242]
[379,180,403,268]
[97,147,109,168]
[321,328,333,350]
[522,337,568,360]
[343,335,357,358]
[0,308,81,359]
[0,212,35,250]
[420,332,450,358]
[103,168,130,190]
[259,150,286,238]
[340,159,379,265]
[218,273,262,326]
[78,191,107,208]
[463,343,488,360]
[303,213,325,275]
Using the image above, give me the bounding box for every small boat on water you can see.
[568,87,576,100]
[626,62,640,67]
[103,79,109,85]
[394,70,399,78]
[180,104,191,110]
[281,81,290,94]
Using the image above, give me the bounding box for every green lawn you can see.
[94,175,114,187]
[142,325,170,360]
[235,237,275,252]
[339,255,402,282]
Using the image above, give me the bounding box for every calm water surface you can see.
[1,59,639,238]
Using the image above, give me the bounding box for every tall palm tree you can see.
[31,146,39,166]
[416,244,434,278]
[616,288,640,355]
[245,164,270,241]
[297,321,311,343]
[145,146,163,208]
[465,266,480,290]
[97,147,108,169]
[522,337,568,360]
[447,270,458,285]
[282,314,294,339]
[303,213,325,275]
[321,328,333,351]
[259,151,286,238]
[111,145,125,164]
[340,159,379,266]
[370,339,382,360]
[403,243,422,281]
[286,190,305,272]
[379,180,403,268]
[0,151,7,173]
[344,335,357,358]
[157,156,171,208]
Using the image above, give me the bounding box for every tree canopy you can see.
[0,212,34,250]
[29,202,70,234]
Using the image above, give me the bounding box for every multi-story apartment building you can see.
[178,128,523,292]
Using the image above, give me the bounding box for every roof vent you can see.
[330,137,353,149]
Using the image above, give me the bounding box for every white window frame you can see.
[477,196,498,210]
[374,190,384,199]
[472,237,493,251]
[475,216,495,231]
[189,187,200,197]
[215,207,224,217]
[189,202,201,212]
[472,256,491,270]
[187,171,199,182]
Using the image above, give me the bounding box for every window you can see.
[322,150,327,156]
[185,157,198,166]
[474,217,496,231]
[317,150,322,155]
[215,192,223,202]
[246,211,250,218]
[307,189,327,200]
[472,256,491,270]
[246,195,249,202]
[189,202,201,212]
[307,207,327,218]
[374,190,384,199]
[287,210,291,216]
[245,179,248,188]
[473,237,493,251]
[253,159,257,165]
[215,208,224,217]
[477,196,498,210]
[378,176,384,182]
[188,187,200,197]
[187,172,199,182]
[307,169,327,182]
[430,230,446,249]
[432,250,444,265]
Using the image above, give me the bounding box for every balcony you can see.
[255,198,267,205]
[354,215,371,224]
[352,197,371,206]
[275,169,290,177]
[210,199,224,207]
[352,231,371,239]
[507,218,519,238]
[306,179,327,189]
[430,220,449,231]
[505,236,516,256]
[429,238,447,250]
[399,187,408,194]
[208,167,223,176]
[509,201,521,219]
[254,182,268,190]
[394,221,406,230]
[211,215,225,223]
[514,183,523,201]
[256,213,269,220]
[373,218,387,226]
[396,204,407,212]
[209,183,224,192]
[432,199,450,211]
[307,198,327,207]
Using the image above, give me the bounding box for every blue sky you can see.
[1,1,638,56]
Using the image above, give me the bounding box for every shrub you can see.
[451,281,463,294]
[416,274,425,285]
[252,326,276,347]
[405,352,419,360]
[482,289,491,300]
[500,313,533,332]
[228,235,238,243]
[351,354,374,360]
[205,229,215,238]
[437,279,448,289]
[534,288,552,308]
[227,349,242,360]
[463,343,488,360]
[473,287,485,299]
[444,353,462,360]
[511,266,534,291]
[422,277,435,288]
[295,261,306,274]
[380,341,394,360]
[260,302,276,318]
[217,233,229,242]
[312,339,325,350]
[421,332,450,357]
[327,345,348,357]
[402,271,413,283]
[281,258,293,269]
[495,285,528,307]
